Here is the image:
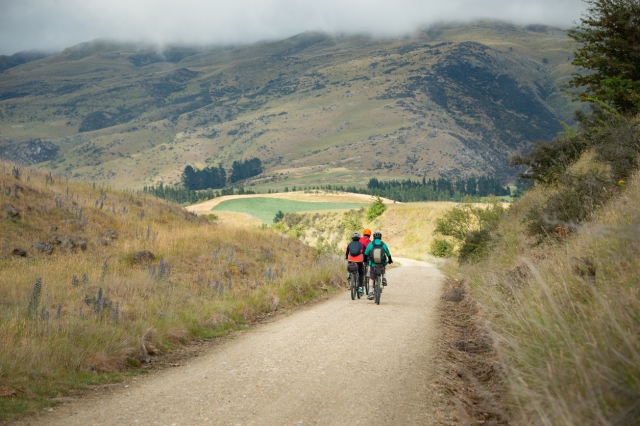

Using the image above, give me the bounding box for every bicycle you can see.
[347,263,361,300]
[372,266,384,305]
[363,263,370,295]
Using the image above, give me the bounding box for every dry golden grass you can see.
[461,165,640,424]
[0,161,343,420]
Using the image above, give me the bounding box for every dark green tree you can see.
[568,0,640,113]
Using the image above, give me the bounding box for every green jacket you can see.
[364,239,391,267]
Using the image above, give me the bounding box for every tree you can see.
[273,210,285,224]
[366,196,387,221]
[568,0,640,113]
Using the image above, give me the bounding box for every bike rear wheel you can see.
[350,274,356,300]
[364,266,370,295]
[374,276,381,305]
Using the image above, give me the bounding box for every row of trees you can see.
[367,176,510,198]
[181,157,263,190]
[229,158,263,183]
[143,183,254,204]
[181,165,227,190]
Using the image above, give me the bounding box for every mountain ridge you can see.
[0,22,577,190]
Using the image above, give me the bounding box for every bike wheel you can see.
[356,273,361,299]
[364,266,370,295]
[374,277,381,305]
[350,275,356,300]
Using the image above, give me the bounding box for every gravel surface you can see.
[25,258,449,425]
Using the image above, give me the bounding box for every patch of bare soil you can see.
[434,277,510,424]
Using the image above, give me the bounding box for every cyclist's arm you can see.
[383,243,392,263]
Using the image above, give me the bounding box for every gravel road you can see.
[26,258,449,425]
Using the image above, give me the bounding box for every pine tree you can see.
[568,0,640,113]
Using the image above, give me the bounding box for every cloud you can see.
[0,0,586,55]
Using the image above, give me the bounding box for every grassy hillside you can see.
[454,111,640,423]
[0,161,343,420]
[0,22,575,190]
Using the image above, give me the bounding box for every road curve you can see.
[25,258,448,425]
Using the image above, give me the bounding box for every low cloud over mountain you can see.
[0,0,585,54]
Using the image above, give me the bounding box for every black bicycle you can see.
[363,264,370,296]
[372,266,384,305]
[348,263,361,300]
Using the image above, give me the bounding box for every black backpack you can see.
[371,240,387,265]
[348,241,361,256]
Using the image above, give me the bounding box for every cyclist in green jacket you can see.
[364,231,392,299]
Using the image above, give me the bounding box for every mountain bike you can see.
[372,266,384,305]
[363,264,370,295]
[347,263,361,300]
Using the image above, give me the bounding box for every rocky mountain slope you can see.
[0,22,576,189]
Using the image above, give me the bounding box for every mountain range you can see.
[0,22,578,190]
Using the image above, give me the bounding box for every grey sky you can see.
[0,0,586,55]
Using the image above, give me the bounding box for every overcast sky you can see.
[0,0,586,55]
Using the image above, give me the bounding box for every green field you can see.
[212,198,365,223]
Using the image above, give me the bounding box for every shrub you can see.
[458,229,492,263]
[366,196,386,221]
[430,238,454,258]
[433,199,505,262]
[524,170,618,240]
[342,210,363,234]
[273,210,285,224]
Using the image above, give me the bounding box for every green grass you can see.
[212,198,366,223]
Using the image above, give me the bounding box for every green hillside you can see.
[0,22,576,190]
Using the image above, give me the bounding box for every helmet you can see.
[352,232,360,240]
[363,228,371,237]
[373,231,382,239]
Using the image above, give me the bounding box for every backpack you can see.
[371,240,387,265]
[348,241,361,256]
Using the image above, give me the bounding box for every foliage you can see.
[361,175,510,202]
[342,209,364,233]
[434,199,505,262]
[366,197,387,221]
[143,183,255,205]
[512,105,639,240]
[229,158,263,183]
[525,170,618,240]
[512,105,640,184]
[430,238,454,258]
[181,164,227,190]
[567,0,640,113]
[273,210,285,224]
[459,151,640,425]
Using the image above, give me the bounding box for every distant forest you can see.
[181,157,262,190]
[229,158,263,183]
[181,165,227,190]
[357,175,511,202]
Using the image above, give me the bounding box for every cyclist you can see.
[345,232,366,294]
[364,231,393,299]
[360,229,372,283]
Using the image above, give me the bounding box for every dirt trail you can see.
[26,258,450,425]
